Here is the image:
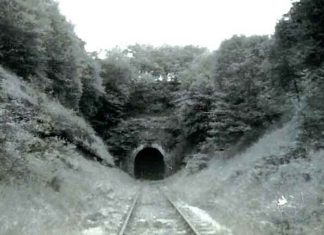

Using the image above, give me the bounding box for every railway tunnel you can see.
[134,147,165,180]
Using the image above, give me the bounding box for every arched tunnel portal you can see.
[134,147,165,180]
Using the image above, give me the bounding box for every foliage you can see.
[298,65,324,150]
[1,0,324,166]
[175,80,215,148]
[0,0,47,77]
[0,67,114,165]
[204,92,251,152]
[272,0,324,150]
[44,1,85,109]
[275,0,324,69]
[126,78,179,115]
[271,0,324,101]
[127,44,207,80]
[79,57,105,120]
[0,0,89,110]
[177,52,215,89]
[192,35,282,153]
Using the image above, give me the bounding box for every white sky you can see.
[56,0,293,52]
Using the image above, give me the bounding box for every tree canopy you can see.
[1,0,323,161]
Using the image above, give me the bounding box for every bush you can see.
[0,67,114,166]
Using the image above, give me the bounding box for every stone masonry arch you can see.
[128,143,172,179]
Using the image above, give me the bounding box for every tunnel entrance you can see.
[134,147,165,180]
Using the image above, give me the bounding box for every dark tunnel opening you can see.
[134,147,165,180]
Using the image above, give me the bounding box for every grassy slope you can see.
[0,67,138,234]
[168,117,324,234]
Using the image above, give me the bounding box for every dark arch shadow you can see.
[134,147,165,180]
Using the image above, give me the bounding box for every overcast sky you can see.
[56,0,293,52]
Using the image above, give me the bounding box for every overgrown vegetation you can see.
[1,0,324,233]
[0,67,114,167]
[0,0,323,163]
[1,0,323,164]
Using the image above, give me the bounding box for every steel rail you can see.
[118,189,141,235]
[159,187,201,235]
[118,185,201,235]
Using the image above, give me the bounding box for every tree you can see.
[44,1,85,109]
[178,52,215,89]
[214,35,278,130]
[271,0,324,101]
[127,44,207,80]
[79,56,105,121]
[271,0,324,151]
[276,0,324,68]
[0,0,47,77]
[203,92,251,152]
[175,79,214,148]
[0,0,88,110]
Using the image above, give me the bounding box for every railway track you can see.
[118,183,223,235]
